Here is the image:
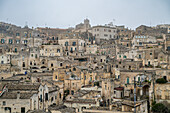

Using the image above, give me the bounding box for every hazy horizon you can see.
[0,0,170,29]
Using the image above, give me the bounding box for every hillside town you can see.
[0,19,170,113]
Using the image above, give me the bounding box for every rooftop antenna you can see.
[25,21,28,27]
[6,18,9,23]
[113,19,116,27]
[113,19,115,23]
[134,76,136,113]
[150,21,152,27]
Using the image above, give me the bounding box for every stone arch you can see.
[142,84,150,96]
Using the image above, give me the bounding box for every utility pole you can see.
[152,72,155,101]
[134,76,136,113]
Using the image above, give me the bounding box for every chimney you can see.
[17,92,20,99]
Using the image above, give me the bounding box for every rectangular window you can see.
[104,34,108,37]
[35,54,37,58]
[24,32,27,37]
[15,48,17,52]
[1,39,5,44]
[45,93,48,101]
[57,49,60,53]
[72,42,76,46]
[21,107,25,113]
[9,39,13,44]
[2,101,6,105]
[40,95,42,102]
[65,42,68,46]
[16,40,20,44]
[24,40,27,44]
[138,77,140,82]
[16,33,20,36]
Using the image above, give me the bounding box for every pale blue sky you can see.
[0,0,170,29]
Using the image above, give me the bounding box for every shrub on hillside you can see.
[156,78,167,84]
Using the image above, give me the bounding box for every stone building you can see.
[132,35,157,49]
[135,25,167,37]
[58,37,86,56]
[158,50,170,69]
[101,78,118,105]
[64,89,100,112]
[163,34,170,51]
[92,25,117,44]
[154,83,170,103]
[0,83,60,113]
[64,77,81,95]
[75,18,91,32]
[40,45,63,57]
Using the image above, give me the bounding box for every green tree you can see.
[152,103,169,113]
[156,78,167,84]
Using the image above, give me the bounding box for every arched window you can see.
[71,90,74,95]
[60,63,62,67]
[15,48,17,52]
[51,97,54,102]
[73,67,76,71]
[23,62,25,67]
[70,47,73,52]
